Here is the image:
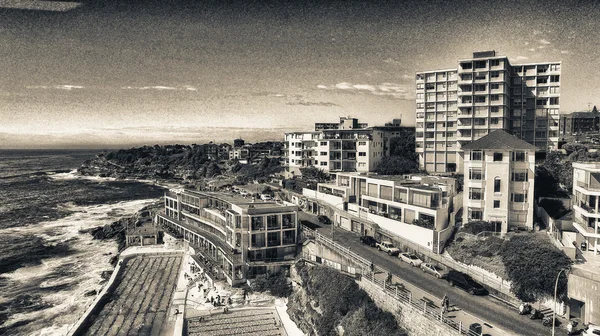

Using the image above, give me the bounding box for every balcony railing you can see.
[577,181,600,191]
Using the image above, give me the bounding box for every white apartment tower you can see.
[462,130,536,232]
[415,50,561,173]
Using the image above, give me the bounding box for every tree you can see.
[499,235,572,302]
[205,162,221,177]
[300,167,330,182]
[375,156,418,175]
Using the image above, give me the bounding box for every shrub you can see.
[250,272,292,297]
[461,221,497,235]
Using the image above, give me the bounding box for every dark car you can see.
[317,215,332,224]
[442,270,487,295]
[360,235,378,247]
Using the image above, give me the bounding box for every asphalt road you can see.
[305,217,568,336]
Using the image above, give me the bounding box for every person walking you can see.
[441,294,448,313]
[444,295,450,313]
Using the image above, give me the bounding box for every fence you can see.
[297,238,506,336]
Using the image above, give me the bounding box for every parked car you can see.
[260,194,272,201]
[399,252,423,267]
[583,324,600,335]
[442,270,487,295]
[317,215,331,224]
[421,263,447,278]
[376,241,401,256]
[360,235,378,247]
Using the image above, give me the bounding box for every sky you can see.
[1,0,599,148]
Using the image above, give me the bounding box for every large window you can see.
[251,216,264,231]
[267,232,281,247]
[511,193,527,203]
[493,153,503,161]
[251,233,265,248]
[469,168,483,180]
[469,208,483,220]
[471,151,482,161]
[282,230,296,245]
[267,215,280,230]
[511,171,528,182]
[469,188,483,200]
[282,214,295,228]
[512,151,526,161]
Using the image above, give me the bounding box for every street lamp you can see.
[552,267,570,336]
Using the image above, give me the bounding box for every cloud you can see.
[26,85,84,90]
[539,39,552,45]
[122,85,197,91]
[383,58,402,66]
[285,100,338,107]
[317,82,414,100]
[515,56,529,61]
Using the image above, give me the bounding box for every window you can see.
[320,162,327,166]
[490,71,500,78]
[474,95,486,103]
[491,94,500,101]
[550,64,561,71]
[426,83,435,90]
[511,193,527,203]
[358,152,366,156]
[511,171,528,181]
[490,106,499,113]
[416,93,424,99]
[469,168,483,180]
[460,62,472,70]
[320,141,327,146]
[471,151,482,161]
[490,118,499,125]
[490,83,500,90]
[490,59,500,67]
[549,97,559,105]
[493,200,500,208]
[512,151,526,161]
[494,178,501,193]
[417,83,424,90]
[358,141,366,146]
[320,151,327,155]
[550,75,560,82]
[469,208,483,220]
[493,153,503,161]
[469,188,482,200]
[474,60,486,69]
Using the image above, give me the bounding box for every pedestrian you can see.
[441,294,448,313]
[444,296,450,313]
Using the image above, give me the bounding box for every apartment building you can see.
[308,172,455,252]
[462,130,536,232]
[284,117,408,174]
[560,110,600,136]
[156,190,298,286]
[571,162,600,255]
[416,50,561,173]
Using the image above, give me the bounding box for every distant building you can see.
[233,138,245,148]
[310,172,456,253]
[416,50,561,173]
[571,162,600,254]
[156,190,299,286]
[284,117,409,174]
[560,109,599,136]
[462,130,536,232]
[219,143,232,160]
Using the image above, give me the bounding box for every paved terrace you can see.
[186,308,286,336]
[82,254,182,336]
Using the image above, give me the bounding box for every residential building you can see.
[560,109,600,136]
[219,143,232,160]
[416,50,561,173]
[571,162,600,255]
[462,130,536,232]
[284,117,409,174]
[229,145,250,163]
[156,190,298,286]
[307,172,456,252]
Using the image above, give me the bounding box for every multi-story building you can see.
[416,50,561,173]
[308,172,456,252]
[284,117,409,174]
[571,162,600,255]
[560,109,600,136]
[461,130,536,232]
[156,190,298,286]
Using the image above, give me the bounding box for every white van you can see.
[260,194,272,201]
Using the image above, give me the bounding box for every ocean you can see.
[0,150,166,335]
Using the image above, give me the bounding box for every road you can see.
[298,212,567,336]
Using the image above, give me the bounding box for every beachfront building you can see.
[461,130,536,233]
[306,172,456,253]
[415,50,561,173]
[284,117,409,174]
[560,109,600,136]
[156,190,298,286]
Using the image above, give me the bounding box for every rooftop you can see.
[461,130,537,151]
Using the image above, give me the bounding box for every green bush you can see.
[250,272,292,297]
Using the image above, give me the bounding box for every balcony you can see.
[573,220,600,238]
[577,181,600,193]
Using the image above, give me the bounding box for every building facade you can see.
[284,117,408,174]
[571,162,600,255]
[309,172,456,252]
[156,190,298,286]
[416,50,561,173]
[560,111,600,136]
[462,130,536,232]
